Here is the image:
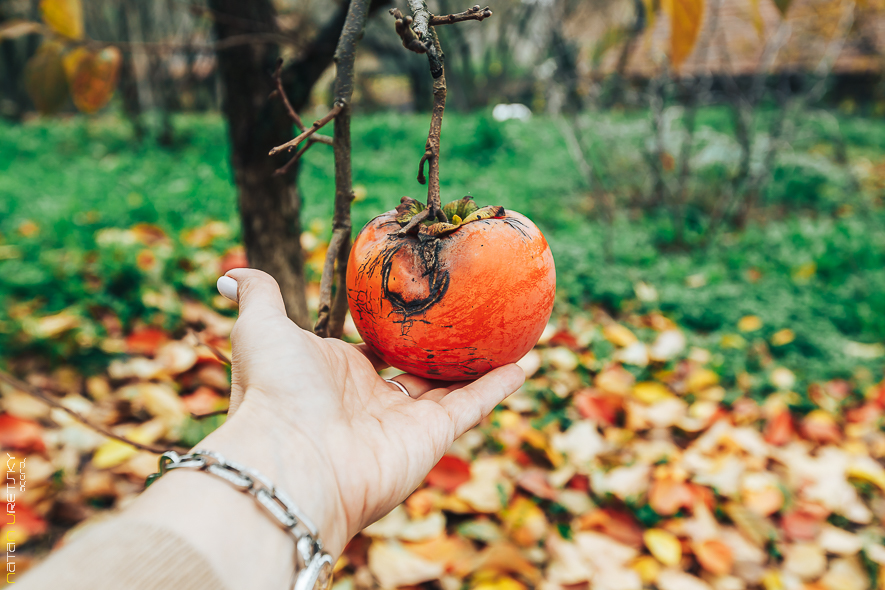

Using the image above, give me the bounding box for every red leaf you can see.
[220,249,249,274]
[125,327,168,356]
[574,390,621,426]
[764,409,794,446]
[181,386,225,416]
[426,455,471,492]
[846,402,881,424]
[0,413,45,453]
[3,502,48,539]
[516,469,558,501]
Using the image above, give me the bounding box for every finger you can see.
[439,364,525,439]
[222,269,287,318]
[415,380,471,403]
[352,343,389,372]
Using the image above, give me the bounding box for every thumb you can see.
[218,268,287,318]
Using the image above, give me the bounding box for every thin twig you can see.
[186,330,231,365]
[268,104,343,156]
[191,409,229,420]
[314,0,370,338]
[271,58,305,130]
[430,5,493,26]
[0,370,183,455]
[273,137,330,176]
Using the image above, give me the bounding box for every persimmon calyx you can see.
[395,196,504,237]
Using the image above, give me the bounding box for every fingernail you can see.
[217,276,239,303]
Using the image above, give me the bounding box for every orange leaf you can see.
[575,508,644,548]
[799,410,842,445]
[0,413,46,453]
[40,0,83,39]
[24,41,68,114]
[69,46,121,114]
[694,539,733,575]
[426,455,471,493]
[125,327,169,356]
[781,508,825,541]
[763,409,794,445]
[649,476,695,516]
[0,502,48,544]
[180,386,226,416]
[665,0,705,70]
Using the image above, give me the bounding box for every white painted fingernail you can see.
[217,276,239,303]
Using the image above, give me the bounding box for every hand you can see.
[208,268,525,557]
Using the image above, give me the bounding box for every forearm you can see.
[122,398,346,589]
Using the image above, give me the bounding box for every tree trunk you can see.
[208,0,310,327]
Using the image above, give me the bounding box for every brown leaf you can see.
[40,0,83,39]
[649,476,695,516]
[69,46,122,113]
[763,408,794,445]
[24,41,68,114]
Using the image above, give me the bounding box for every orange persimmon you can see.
[346,197,555,380]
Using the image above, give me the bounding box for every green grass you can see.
[2,108,885,392]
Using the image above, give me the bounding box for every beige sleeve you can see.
[15,519,230,590]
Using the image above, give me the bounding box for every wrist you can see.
[198,397,349,557]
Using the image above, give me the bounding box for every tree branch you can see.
[0,369,185,455]
[268,104,343,156]
[430,5,492,26]
[314,0,370,339]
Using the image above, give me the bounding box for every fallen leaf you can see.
[649,330,686,362]
[656,568,712,590]
[694,539,733,576]
[426,455,472,493]
[782,542,826,580]
[819,556,869,590]
[367,540,445,588]
[738,316,762,332]
[0,413,45,453]
[644,528,682,566]
[603,324,638,347]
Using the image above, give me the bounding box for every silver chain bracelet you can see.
[147,449,334,590]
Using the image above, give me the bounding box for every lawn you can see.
[2,109,885,390]
[3,109,885,589]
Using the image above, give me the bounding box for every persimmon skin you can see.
[346,208,555,380]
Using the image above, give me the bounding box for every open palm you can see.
[220,269,525,556]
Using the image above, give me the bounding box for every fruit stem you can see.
[390,4,494,232]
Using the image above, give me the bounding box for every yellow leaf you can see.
[62,45,89,80]
[720,333,747,349]
[31,310,79,338]
[762,569,785,590]
[604,324,638,347]
[70,46,122,113]
[633,381,674,404]
[40,0,83,40]
[738,315,763,332]
[771,329,795,346]
[630,555,661,584]
[748,0,765,37]
[474,577,526,590]
[92,439,138,469]
[24,41,68,114]
[792,261,816,283]
[644,528,682,566]
[685,367,718,393]
[847,458,885,491]
[665,0,704,70]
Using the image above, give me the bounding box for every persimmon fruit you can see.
[346,196,555,380]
